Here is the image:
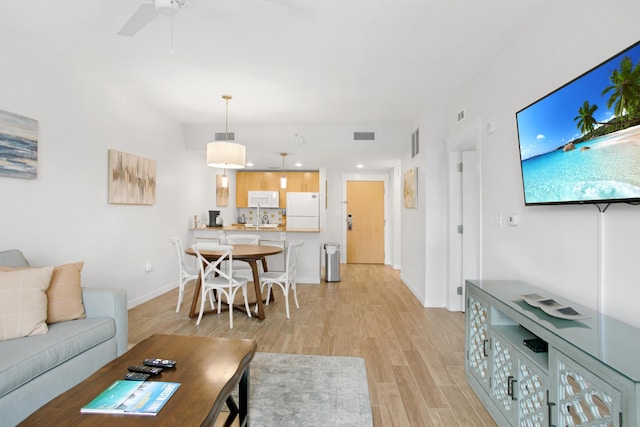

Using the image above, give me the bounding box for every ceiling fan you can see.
[117,0,190,37]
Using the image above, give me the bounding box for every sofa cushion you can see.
[0,249,31,268]
[0,267,53,340]
[0,317,116,399]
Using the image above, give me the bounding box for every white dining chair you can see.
[258,241,304,318]
[170,237,199,313]
[191,243,252,329]
[225,234,261,281]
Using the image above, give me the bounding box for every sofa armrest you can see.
[82,287,128,356]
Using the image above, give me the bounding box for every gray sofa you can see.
[0,250,128,426]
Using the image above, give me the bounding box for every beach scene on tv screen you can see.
[517,42,640,204]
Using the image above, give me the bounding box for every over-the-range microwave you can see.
[248,191,280,208]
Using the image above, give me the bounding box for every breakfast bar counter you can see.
[221,225,320,233]
[189,227,322,284]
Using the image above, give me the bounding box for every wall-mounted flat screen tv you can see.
[516,40,640,206]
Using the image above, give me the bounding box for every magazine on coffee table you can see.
[81,380,180,416]
[518,293,589,320]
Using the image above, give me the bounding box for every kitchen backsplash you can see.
[237,208,284,225]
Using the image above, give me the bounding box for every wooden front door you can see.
[346,181,384,264]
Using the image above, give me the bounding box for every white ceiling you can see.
[2,0,544,170]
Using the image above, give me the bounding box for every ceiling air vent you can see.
[353,131,375,141]
[214,132,235,141]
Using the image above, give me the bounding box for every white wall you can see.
[400,106,449,306]
[0,27,214,308]
[448,0,640,327]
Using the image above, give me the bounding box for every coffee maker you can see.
[208,210,223,227]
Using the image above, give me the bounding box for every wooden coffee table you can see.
[19,334,257,426]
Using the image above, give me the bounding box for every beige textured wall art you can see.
[108,149,156,205]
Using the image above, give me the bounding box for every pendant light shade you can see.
[207,142,246,169]
[206,94,246,169]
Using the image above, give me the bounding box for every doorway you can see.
[446,118,482,311]
[346,180,385,264]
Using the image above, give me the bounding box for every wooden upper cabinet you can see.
[260,171,280,191]
[235,171,251,208]
[236,171,319,208]
[285,171,319,192]
[236,171,284,207]
[236,171,280,191]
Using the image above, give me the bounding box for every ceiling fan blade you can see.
[117,2,159,36]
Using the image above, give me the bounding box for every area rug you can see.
[246,352,373,427]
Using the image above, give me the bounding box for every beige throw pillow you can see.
[0,262,86,324]
[46,262,86,323]
[0,266,53,341]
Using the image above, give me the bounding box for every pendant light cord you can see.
[170,0,175,54]
[226,98,229,140]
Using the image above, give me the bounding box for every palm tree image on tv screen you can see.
[516,40,640,205]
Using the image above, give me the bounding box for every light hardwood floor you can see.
[128,264,496,427]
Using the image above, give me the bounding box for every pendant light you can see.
[280,152,287,189]
[207,95,246,188]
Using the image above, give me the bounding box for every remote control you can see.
[143,358,176,368]
[124,372,150,381]
[523,338,548,353]
[128,365,163,375]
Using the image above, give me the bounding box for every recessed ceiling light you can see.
[356,164,364,168]
[294,162,303,167]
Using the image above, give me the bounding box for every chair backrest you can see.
[191,243,234,282]
[170,237,187,272]
[226,234,260,245]
[285,241,304,279]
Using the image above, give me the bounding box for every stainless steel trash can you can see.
[324,242,341,282]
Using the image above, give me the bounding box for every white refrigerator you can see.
[286,192,320,229]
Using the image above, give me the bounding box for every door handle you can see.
[507,376,517,400]
[347,214,353,230]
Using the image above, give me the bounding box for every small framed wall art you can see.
[0,109,39,179]
[216,174,229,206]
[403,167,418,208]
[108,149,156,205]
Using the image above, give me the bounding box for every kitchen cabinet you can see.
[245,171,280,191]
[235,171,280,192]
[236,171,281,207]
[235,172,251,207]
[465,280,639,426]
[285,171,319,192]
[236,171,320,208]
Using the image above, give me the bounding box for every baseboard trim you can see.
[127,281,177,309]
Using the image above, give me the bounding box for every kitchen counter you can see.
[221,225,320,233]
[189,227,322,284]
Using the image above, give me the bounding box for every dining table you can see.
[185,244,284,321]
